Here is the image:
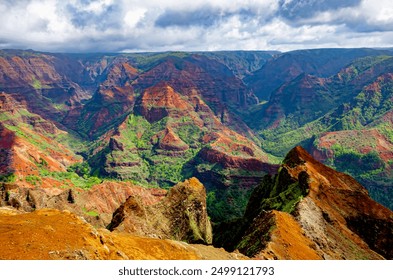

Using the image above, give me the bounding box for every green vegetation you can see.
[2,49,392,223]
[1,107,86,157]
[125,52,190,71]
[246,170,309,216]
[0,173,16,183]
[376,122,393,143]
[31,78,42,90]
[83,208,99,217]
[331,145,384,176]
[84,108,273,219]
[247,55,393,158]
[40,167,102,190]
[0,49,44,58]
[341,56,392,82]
[31,77,51,90]
[55,130,88,154]
[67,162,91,177]
[25,175,42,186]
[207,186,254,222]
[368,185,393,211]
[259,118,327,156]
[259,180,306,214]
[236,223,275,257]
[89,113,204,189]
[76,97,133,139]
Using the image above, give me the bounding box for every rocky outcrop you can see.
[109,137,124,151]
[76,85,135,139]
[214,146,393,260]
[311,129,393,164]
[0,123,15,175]
[238,210,321,260]
[156,127,189,151]
[0,181,167,228]
[108,177,213,245]
[199,146,274,172]
[0,52,94,123]
[135,83,194,123]
[0,208,246,260]
[284,147,393,259]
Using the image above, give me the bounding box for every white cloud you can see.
[361,0,393,24]
[124,8,146,29]
[0,0,392,52]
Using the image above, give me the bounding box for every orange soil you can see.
[315,129,393,163]
[0,208,244,260]
[257,211,321,260]
[142,85,191,110]
[283,147,392,259]
[83,181,167,214]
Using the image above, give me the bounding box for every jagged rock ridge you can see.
[108,177,212,245]
[214,146,393,260]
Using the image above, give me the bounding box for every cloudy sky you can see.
[1,0,393,53]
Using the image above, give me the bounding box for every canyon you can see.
[0,48,392,259]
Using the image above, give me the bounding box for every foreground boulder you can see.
[108,177,213,245]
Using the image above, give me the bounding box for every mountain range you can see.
[0,48,392,259]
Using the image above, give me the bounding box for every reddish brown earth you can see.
[81,182,167,225]
[0,94,81,188]
[0,55,61,88]
[1,51,274,193]
[254,211,321,260]
[0,130,80,189]
[1,50,392,260]
[0,53,93,114]
[83,182,167,214]
[103,80,274,185]
[76,85,135,138]
[137,83,195,123]
[199,146,273,172]
[312,129,393,164]
[134,55,256,108]
[0,180,168,228]
[156,127,189,151]
[261,74,330,128]
[0,124,15,174]
[133,56,259,140]
[379,110,393,125]
[283,147,392,259]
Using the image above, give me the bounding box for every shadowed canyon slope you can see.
[1,48,393,259]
